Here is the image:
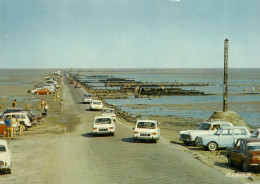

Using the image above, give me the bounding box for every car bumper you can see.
[93,129,115,134]
[133,135,159,140]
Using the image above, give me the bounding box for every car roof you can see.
[220,126,247,129]
[4,112,27,115]
[94,116,112,119]
[92,100,101,102]
[137,120,157,123]
[203,121,232,124]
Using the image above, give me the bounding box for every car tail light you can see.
[252,157,260,161]
[5,162,7,166]
[152,133,157,135]
[93,128,97,130]
[109,127,113,129]
[134,132,139,134]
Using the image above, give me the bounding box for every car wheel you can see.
[133,138,137,142]
[194,136,200,146]
[242,161,250,172]
[153,139,157,143]
[111,132,115,136]
[183,141,192,145]
[207,142,218,151]
[7,168,11,174]
[228,155,233,166]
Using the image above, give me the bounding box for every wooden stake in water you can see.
[223,39,229,112]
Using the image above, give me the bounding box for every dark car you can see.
[226,138,260,172]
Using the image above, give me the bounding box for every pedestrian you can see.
[44,103,49,116]
[41,99,45,111]
[12,99,16,108]
[19,120,24,136]
[11,115,18,138]
[4,115,11,138]
[27,104,30,110]
[59,99,64,113]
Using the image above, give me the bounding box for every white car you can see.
[83,94,93,104]
[179,121,233,145]
[93,116,115,136]
[101,108,116,120]
[0,140,12,174]
[3,112,32,130]
[90,100,103,110]
[133,120,160,143]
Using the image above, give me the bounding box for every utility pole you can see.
[223,38,228,112]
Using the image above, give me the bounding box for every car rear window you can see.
[247,142,260,151]
[0,145,6,152]
[93,102,101,105]
[95,118,111,124]
[137,122,155,129]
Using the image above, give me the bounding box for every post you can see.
[223,39,229,112]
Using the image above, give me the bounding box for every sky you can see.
[0,0,259,68]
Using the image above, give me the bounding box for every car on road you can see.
[90,100,103,110]
[33,88,52,95]
[2,112,32,131]
[197,126,251,151]
[0,139,12,174]
[179,120,233,145]
[133,120,160,143]
[93,116,115,136]
[226,138,260,172]
[101,108,116,120]
[75,82,81,88]
[83,94,93,104]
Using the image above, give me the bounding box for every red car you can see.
[34,88,52,95]
[226,138,260,172]
[0,119,6,136]
[75,82,81,88]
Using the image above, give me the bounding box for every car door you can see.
[231,139,242,164]
[218,129,234,148]
[237,140,246,165]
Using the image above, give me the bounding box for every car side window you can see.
[221,129,232,135]
[14,114,20,119]
[241,129,247,135]
[21,114,26,119]
[235,140,241,149]
[241,141,246,151]
[233,129,242,135]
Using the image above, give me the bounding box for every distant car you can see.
[101,108,116,120]
[0,119,5,136]
[179,121,233,145]
[83,94,93,104]
[0,140,12,174]
[90,100,103,110]
[197,126,251,151]
[93,116,115,136]
[75,82,81,88]
[133,120,160,143]
[33,88,52,95]
[226,138,260,172]
[3,112,32,130]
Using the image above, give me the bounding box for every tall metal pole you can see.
[223,39,229,112]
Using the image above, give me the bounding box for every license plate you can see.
[140,134,150,136]
[99,129,108,131]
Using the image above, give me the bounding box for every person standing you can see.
[11,115,18,138]
[4,115,11,138]
[59,99,64,113]
[41,99,45,111]
[12,99,16,108]
[44,103,49,116]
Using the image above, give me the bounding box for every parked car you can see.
[33,88,52,95]
[0,119,5,136]
[133,120,160,143]
[93,116,115,136]
[75,82,81,88]
[251,128,260,138]
[101,108,116,120]
[0,140,12,174]
[226,138,260,172]
[197,126,251,151]
[2,108,42,124]
[2,112,32,130]
[83,94,93,104]
[179,120,233,145]
[90,100,103,110]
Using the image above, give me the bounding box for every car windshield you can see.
[197,123,211,130]
[137,122,155,129]
[93,102,101,105]
[251,130,259,138]
[95,118,111,124]
[0,145,6,152]
[102,109,114,114]
[247,142,260,151]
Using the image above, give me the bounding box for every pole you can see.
[223,39,229,112]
